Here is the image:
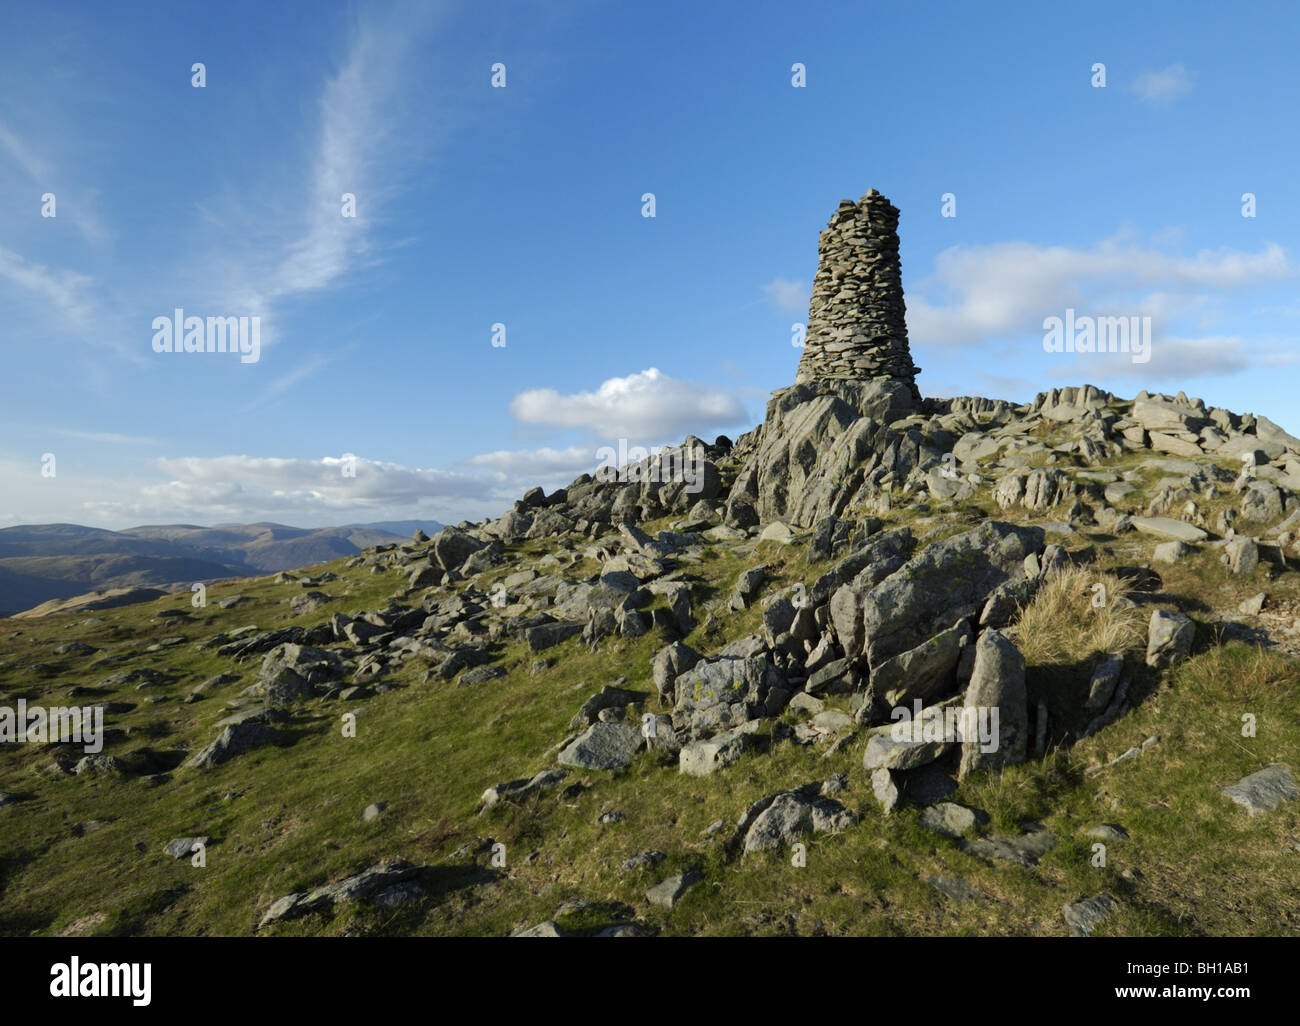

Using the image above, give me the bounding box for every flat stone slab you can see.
[1063,893,1117,937]
[962,824,1057,867]
[164,836,209,859]
[1222,763,1298,816]
[514,920,567,937]
[925,875,984,902]
[1129,517,1208,543]
[557,723,643,771]
[646,872,701,910]
[862,730,951,772]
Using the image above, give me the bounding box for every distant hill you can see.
[0,521,416,617]
[343,520,445,539]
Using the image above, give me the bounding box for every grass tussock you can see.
[1014,566,1147,667]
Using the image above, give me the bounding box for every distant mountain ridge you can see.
[0,520,443,617]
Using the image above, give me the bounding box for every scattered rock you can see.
[621,851,666,873]
[679,727,749,777]
[185,722,282,770]
[870,767,899,814]
[962,824,1057,867]
[259,859,423,928]
[1145,610,1195,669]
[646,872,701,910]
[1222,764,1298,816]
[164,836,208,859]
[1222,536,1259,575]
[920,802,983,838]
[926,875,984,902]
[1063,893,1117,937]
[556,723,643,771]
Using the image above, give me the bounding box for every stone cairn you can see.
[794,189,921,404]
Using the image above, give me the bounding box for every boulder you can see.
[1222,537,1259,575]
[919,802,983,838]
[679,727,749,777]
[1152,540,1193,564]
[556,723,643,771]
[430,526,488,570]
[860,522,1044,668]
[672,645,786,739]
[185,722,281,770]
[651,641,701,702]
[1145,610,1195,669]
[873,619,971,708]
[1084,654,1124,711]
[870,767,900,814]
[1240,481,1285,524]
[525,621,584,651]
[646,872,701,909]
[739,789,857,854]
[957,629,1027,778]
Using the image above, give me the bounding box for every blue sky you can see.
[2,0,1297,529]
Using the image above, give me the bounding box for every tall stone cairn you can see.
[794,189,921,402]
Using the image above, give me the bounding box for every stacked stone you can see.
[795,189,921,401]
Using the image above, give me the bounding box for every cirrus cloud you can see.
[1133,63,1194,106]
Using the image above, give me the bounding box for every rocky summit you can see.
[3,192,1300,940]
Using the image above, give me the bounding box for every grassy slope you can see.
[1,458,1299,937]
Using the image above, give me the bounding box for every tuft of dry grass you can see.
[1014,565,1147,666]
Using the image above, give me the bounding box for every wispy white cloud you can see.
[762,277,809,315]
[0,120,48,180]
[200,5,442,336]
[239,344,357,412]
[0,120,109,245]
[53,429,161,445]
[0,244,96,329]
[1133,63,1194,106]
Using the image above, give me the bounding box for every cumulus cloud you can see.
[907,236,1295,346]
[509,368,749,442]
[1133,63,1194,106]
[1038,334,1252,388]
[762,277,809,314]
[71,454,513,527]
[464,445,595,479]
